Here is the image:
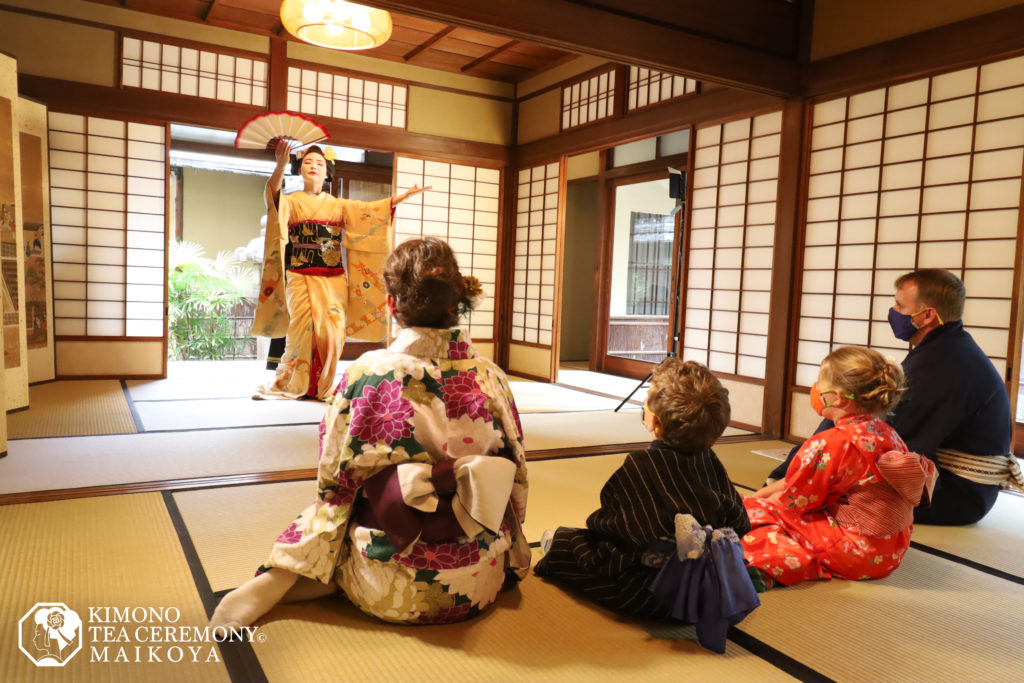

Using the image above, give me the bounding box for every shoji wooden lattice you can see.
[627,67,698,111]
[287,67,407,128]
[797,57,1024,386]
[393,156,500,341]
[121,36,267,107]
[683,112,782,380]
[561,68,616,131]
[48,113,165,338]
[511,163,560,347]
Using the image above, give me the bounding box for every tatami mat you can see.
[250,558,796,683]
[0,493,230,682]
[133,397,326,431]
[904,491,1024,579]
[176,477,795,677]
[126,360,353,402]
[9,380,137,439]
[0,425,317,495]
[713,439,794,491]
[742,548,1024,681]
[174,481,316,592]
[556,368,650,403]
[522,453,628,541]
[510,382,621,412]
[520,409,650,451]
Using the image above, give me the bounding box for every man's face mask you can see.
[888,306,942,342]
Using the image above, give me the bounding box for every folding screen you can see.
[0,54,27,412]
[17,97,54,384]
[508,161,563,380]
[793,56,1024,438]
[393,156,501,359]
[47,112,166,377]
[683,111,783,430]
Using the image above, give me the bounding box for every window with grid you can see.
[288,67,407,128]
[512,162,560,345]
[48,112,166,338]
[626,212,674,315]
[627,67,698,111]
[561,69,616,131]
[796,57,1024,388]
[121,36,267,107]
[683,112,782,379]
[393,156,499,341]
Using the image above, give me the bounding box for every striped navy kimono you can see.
[534,441,750,619]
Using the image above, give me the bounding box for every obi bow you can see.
[359,456,517,552]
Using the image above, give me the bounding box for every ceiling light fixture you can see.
[280,0,393,51]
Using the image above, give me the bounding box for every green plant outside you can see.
[168,240,258,360]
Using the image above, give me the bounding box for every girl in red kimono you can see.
[743,346,937,590]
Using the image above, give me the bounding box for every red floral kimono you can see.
[743,414,934,586]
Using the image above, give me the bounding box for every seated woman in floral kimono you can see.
[744,346,937,590]
[212,237,529,626]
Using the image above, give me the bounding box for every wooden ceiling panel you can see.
[447,27,509,49]
[389,14,450,34]
[79,0,597,83]
[124,0,209,20]
[431,36,499,59]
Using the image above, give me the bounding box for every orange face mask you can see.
[809,382,854,416]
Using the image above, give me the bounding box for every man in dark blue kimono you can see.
[767,269,1017,526]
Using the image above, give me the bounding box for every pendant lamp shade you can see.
[280,0,393,51]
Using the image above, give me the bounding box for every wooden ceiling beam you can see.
[403,25,456,61]
[365,0,801,96]
[460,39,517,73]
[806,3,1024,98]
[202,0,221,23]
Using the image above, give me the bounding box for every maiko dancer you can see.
[252,140,427,400]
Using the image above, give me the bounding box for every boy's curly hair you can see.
[646,358,730,450]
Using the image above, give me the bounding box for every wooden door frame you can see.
[593,168,684,380]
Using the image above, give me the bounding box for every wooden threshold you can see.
[0,468,318,506]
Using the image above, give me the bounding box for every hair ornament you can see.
[462,275,486,311]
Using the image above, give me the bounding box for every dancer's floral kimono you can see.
[260,327,530,623]
[252,187,393,400]
[743,414,936,586]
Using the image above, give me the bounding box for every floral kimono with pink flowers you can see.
[260,327,530,623]
[743,414,929,587]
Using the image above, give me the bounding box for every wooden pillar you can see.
[268,37,288,112]
[762,98,807,438]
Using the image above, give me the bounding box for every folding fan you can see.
[234,111,330,150]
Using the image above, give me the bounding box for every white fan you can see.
[234,111,329,150]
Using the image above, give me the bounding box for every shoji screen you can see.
[121,36,268,107]
[793,56,1024,437]
[393,156,500,358]
[684,111,783,429]
[561,68,616,131]
[48,112,166,377]
[627,67,698,111]
[509,161,562,380]
[288,66,407,128]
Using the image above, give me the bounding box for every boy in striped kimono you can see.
[534,358,750,620]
